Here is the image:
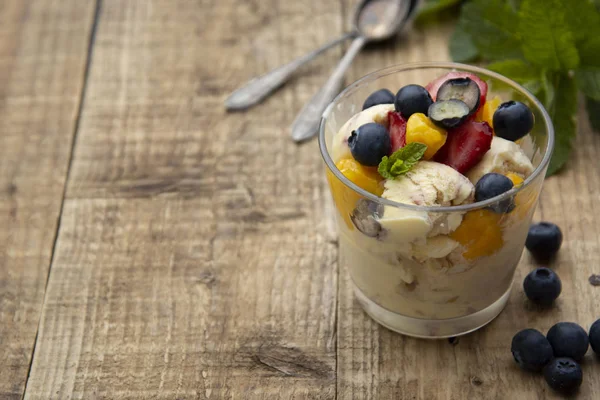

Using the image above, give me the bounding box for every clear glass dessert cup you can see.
[319,62,554,338]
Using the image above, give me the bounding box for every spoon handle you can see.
[291,35,367,142]
[225,32,355,111]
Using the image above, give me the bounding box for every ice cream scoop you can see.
[378,161,475,243]
[466,136,534,184]
[382,161,475,207]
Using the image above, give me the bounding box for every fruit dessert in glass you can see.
[319,63,554,338]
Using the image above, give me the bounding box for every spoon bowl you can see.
[354,0,411,41]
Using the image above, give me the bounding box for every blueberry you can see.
[589,319,600,354]
[475,173,514,201]
[435,77,481,116]
[525,222,563,261]
[511,329,554,372]
[350,199,384,238]
[348,123,391,167]
[427,99,470,129]
[547,322,589,361]
[474,173,514,213]
[543,358,583,395]
[394,84,433,119]
[363,89,395,110]
[493,101,534,141]
[523,267,562,306]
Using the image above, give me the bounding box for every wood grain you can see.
[336,17,600,400]
[24,0,343,398]
[16,0,600,398]
[0,1,95,398]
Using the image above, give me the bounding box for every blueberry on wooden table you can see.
[589,319,600,355]
[547,322,589,361]
[511,329,554,372]
[525,222,563,261]
[544,358,583,395]
[523,267,562,306]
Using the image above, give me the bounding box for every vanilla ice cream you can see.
[467,136,534,183]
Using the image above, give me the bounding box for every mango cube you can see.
[327,158,383,229]
[476,96,502,129]
[450,209,504,260]
[406,113,448,160]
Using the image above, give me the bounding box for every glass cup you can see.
[319,63,554,338]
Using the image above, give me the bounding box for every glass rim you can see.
[318,61,555,213]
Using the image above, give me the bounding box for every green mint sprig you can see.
[420,0,600,175]
[378,143,428,179]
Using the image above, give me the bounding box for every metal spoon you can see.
[225,0,417,113]
[225,32,356,111]
[291,0,414,142]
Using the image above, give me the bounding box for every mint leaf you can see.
[586,96,600,132]
[460,0,522,60]
[487,60,538,82]
[575,27,600,100]
[540,70,556,109]
[577,36,600,67]
[449,24,479,62]
[378,143,427,179]
[416,0,462,22]
[563,0,600,42]
[575,67,600,100]
[575,36,600,99]
[518,0,580,71]
[547,74,578,175]
[508,0,522,10]
[487,59,542,96]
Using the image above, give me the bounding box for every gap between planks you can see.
[21,0,103,397]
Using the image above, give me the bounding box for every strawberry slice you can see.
[426,72,488,113]
[388,111,407,152]
[434,120,493,174]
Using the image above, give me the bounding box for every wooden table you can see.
[1,1,599,399]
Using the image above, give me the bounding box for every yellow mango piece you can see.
[406,113,447,160]
[450,209,504,260]
[336,158,384,196]
[476,96,502,129]
[327,158,384,229]
[505,173,524,187]
[513,189,538,220]
[505,173,533,220]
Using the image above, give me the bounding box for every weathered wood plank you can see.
[0,1,95,398]
[24,0,343,398]
[65,0,346,200]
[336,18,600,400]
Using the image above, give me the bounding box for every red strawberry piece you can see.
[434,120,493,174]
[388,111,407,153]
[426,72,488,113]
